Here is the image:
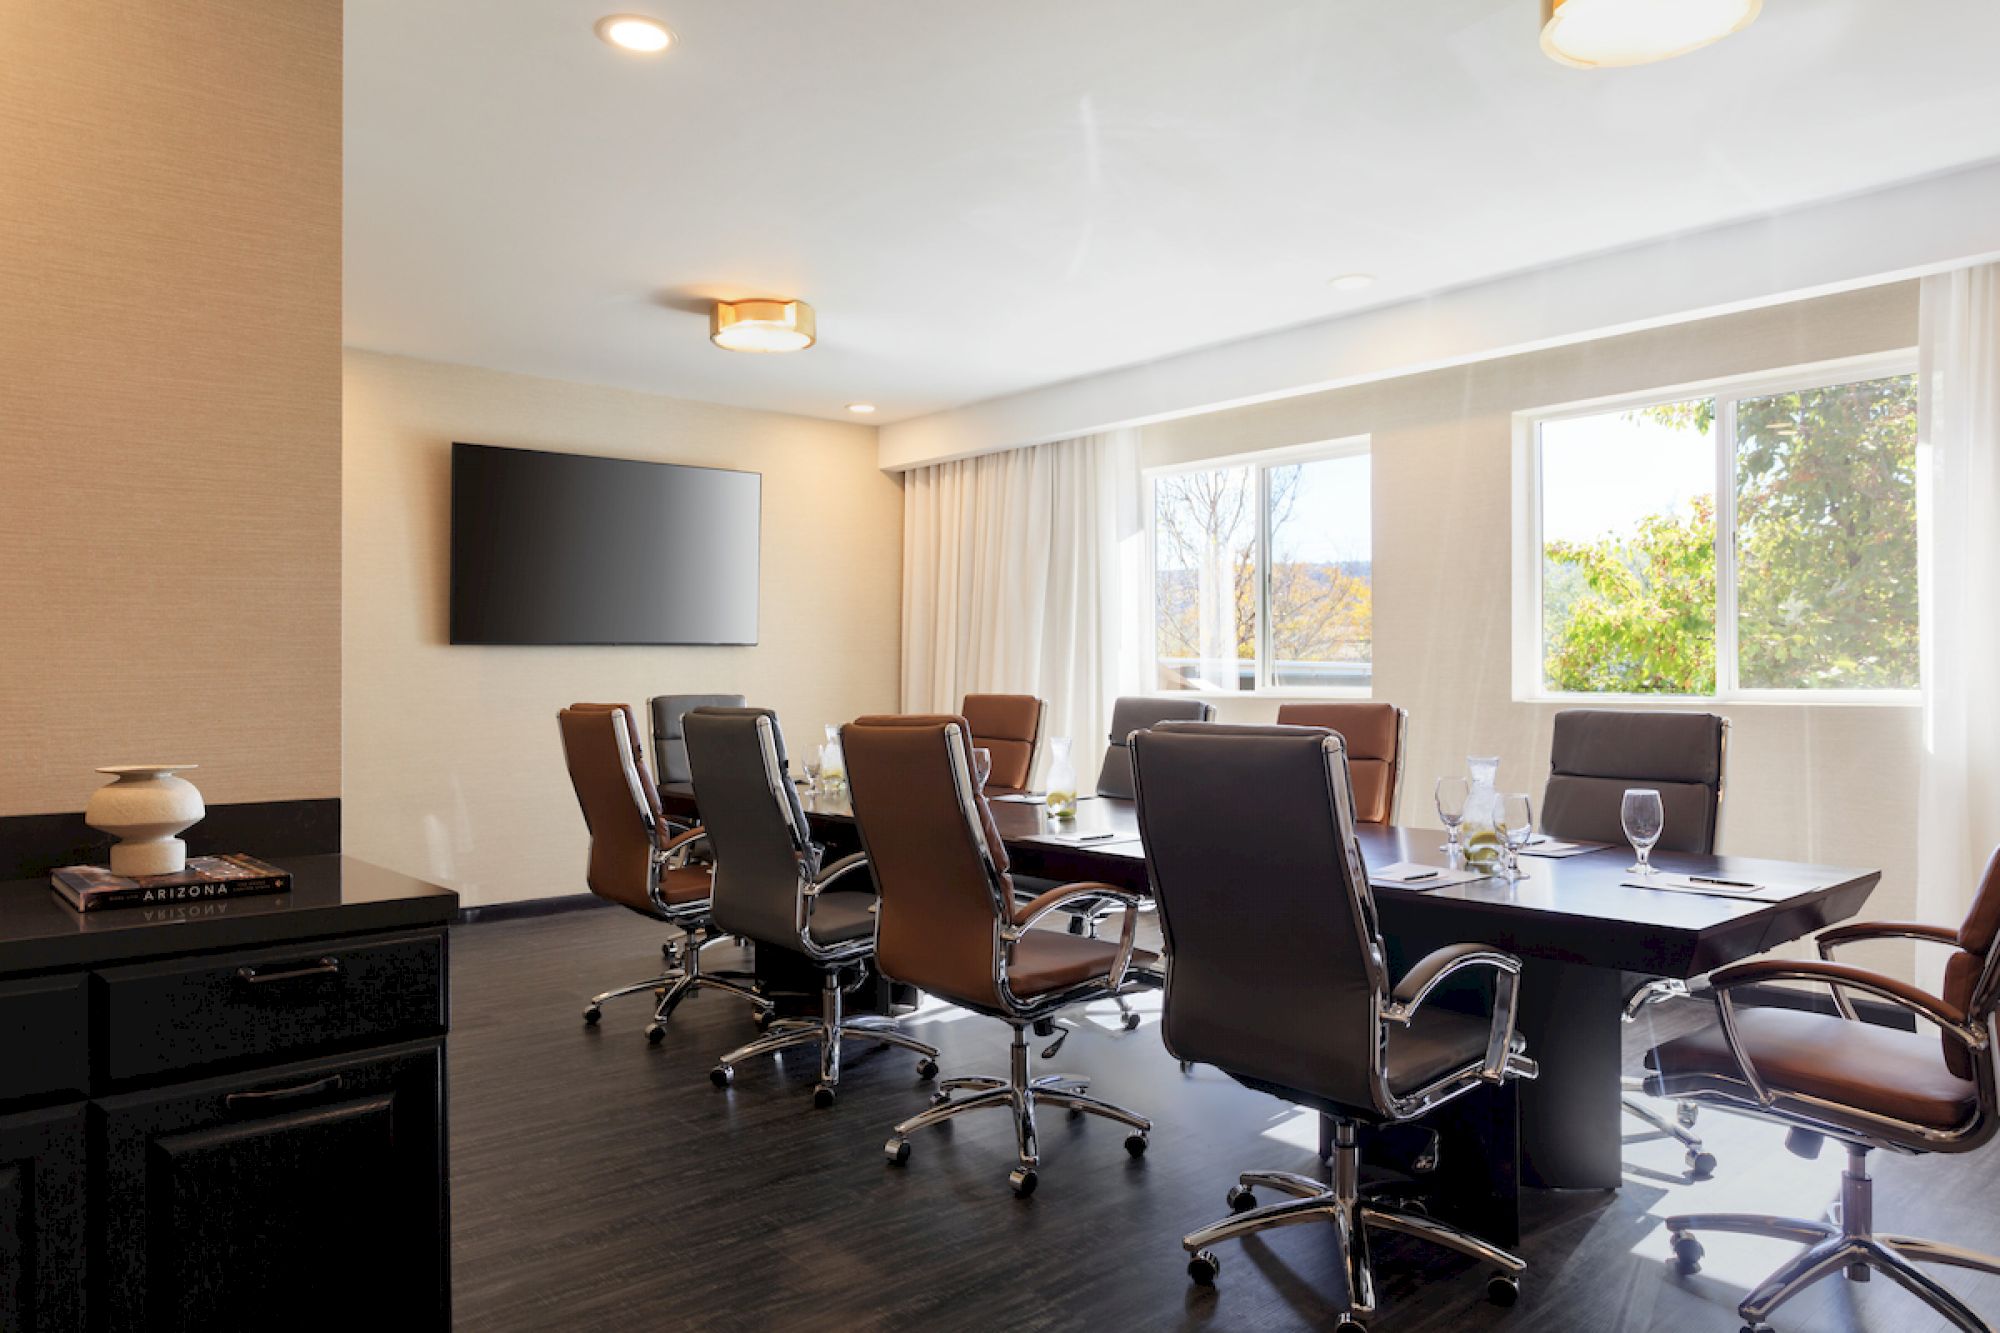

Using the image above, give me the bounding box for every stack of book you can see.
[50,853,292,913]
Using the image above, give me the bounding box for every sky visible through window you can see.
[1539,406,1711,545]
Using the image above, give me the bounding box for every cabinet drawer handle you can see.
[235,956,342,986]
[224,1073,345,1112]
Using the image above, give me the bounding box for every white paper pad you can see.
[1621,872,1798,902]
[1024,831,1140,848]
[992,793,1098,805]
[1368,862,1487,890]
[1517,839,1608,859]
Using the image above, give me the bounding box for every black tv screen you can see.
[450,443,760,645]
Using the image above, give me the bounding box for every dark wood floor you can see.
[451,906,2000,1332]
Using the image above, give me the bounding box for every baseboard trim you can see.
[456,894,613,926]
[1732,979,1918,1032]
[0,798,341,882]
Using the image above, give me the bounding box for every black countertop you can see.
[0,855,458,975]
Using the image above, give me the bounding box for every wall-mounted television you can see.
[449,442,760,645]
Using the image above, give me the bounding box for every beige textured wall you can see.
[342,351,901,906]
[1144,282,1923,979]
[0,0,343,815]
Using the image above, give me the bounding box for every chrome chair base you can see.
[1185,1121,1524,1332]
[1622,1075,1714,1176]
[712,969,938,1107]
[582,926,770,1044]
[1668,1143,2000,1333]
[883,1022,1151,1195]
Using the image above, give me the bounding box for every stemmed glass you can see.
[1497,792,1534,880]
[801,747,823,796]
[1435,777,1470,862]
[1621,788,1665,876]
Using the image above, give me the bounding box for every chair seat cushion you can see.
[1385,1008,1493,1095]
[1008,929,1158,998]
[805,891,878,946]
[659,863,713,905]
[1647,1006,1976,1131]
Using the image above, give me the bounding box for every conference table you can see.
[662,781,1877,1207]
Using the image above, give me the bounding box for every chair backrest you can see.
[960,693,1044,793]
[682,707,816,948]
[1131,722,1388,1114]
[1540,709,1727,855]
[1273,702,1407,824]
[557,703,663,914]
[648,693,748,787]
[1094,697,1215,799]
[843,715,1011,1010]
[1943,847,2000,1078]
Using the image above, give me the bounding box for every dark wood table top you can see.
[0,855,458,976]
[782,789,1877,980]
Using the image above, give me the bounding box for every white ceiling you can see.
[344,1,2000,426]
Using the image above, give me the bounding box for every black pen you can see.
[1397,870,1440,882]
[1688,875,1757,888]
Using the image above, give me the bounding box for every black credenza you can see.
[0,855,456,1331]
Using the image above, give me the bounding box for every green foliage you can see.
[1544,496,1716,694]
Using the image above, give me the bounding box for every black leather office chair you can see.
[1541,708,1729,1176]
[648,693,746,799]
[1131,722,1537,1331]
[683,707,939,1108]
[1093,697,1214,799]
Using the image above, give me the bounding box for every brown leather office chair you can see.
[683,707,939,1108]
[1649,846,2000,1333]
[843,713,1153,1196]
[960,693,1045,794]
[1094,696,1215,800]
[1273,702,1408,824]
[1540,708,1730,1176]
[1131,722,1537,1330]
[557,703,768,1042]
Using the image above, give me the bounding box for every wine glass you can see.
[1497,792,1534,880]
[1435,777,1469,860]
[1621,788,1665,875]
[971,747,993,793]
[801,747,823,796]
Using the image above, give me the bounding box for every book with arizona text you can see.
[50,853,292,913]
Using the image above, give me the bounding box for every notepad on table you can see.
[1621,872,1797,902]
[1368,862,1486,890]
[1517,839,1607,859]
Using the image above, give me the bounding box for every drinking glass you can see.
[971,747,993,793]
[1435,777,1469,859]
[1621,787,1665,875]
[1497,792,1534,880]
[801,748,822,796]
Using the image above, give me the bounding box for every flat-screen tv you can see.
[450,442,760,645]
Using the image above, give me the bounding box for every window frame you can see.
[1511,349,1921,708]
[1143,435,1373,700]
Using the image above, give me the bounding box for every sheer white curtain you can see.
[1916,262,2000,985]
[901,430,1144,787]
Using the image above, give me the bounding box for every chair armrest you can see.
[808,852,872,896]
[1817,920,1961,955]
[1384,944,1528,1085]
[1704,958,1986,1106]
[658,825,708,867]
[1005,882,1147,992]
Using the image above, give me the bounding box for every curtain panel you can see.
[900,431,1143,788]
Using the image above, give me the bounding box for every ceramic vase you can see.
[85,765,204,876]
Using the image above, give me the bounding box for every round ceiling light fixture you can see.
[1540,0,1761,69]
[845,403,877,414]
[1536,0,1760,68]
[595,14,675,54]
[1328,273,1376,292]
[710,299,816,353]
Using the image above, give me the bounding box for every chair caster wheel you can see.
[1671,1232,1704,1275]
[1677,1102,1700,1129]
[1120,1010,1141,1031]
[1187,1250,1220,1286]
[645,1024,665,1045]
[709,1064,733,1088]
[1334,1319,1366,1333]
[930,1089,952,1107]
[916,1057,939,1081]
[754,1009,777,1031]
[1227,1184,1257,1213]
[1009,1167,1039,1197]
[1486,1273,1520,1307]
[582,1007,601,1026]
[1740,1325,1775,1333]
[1124,1131,1149,1158]
[884,1137,911,1166]
[1178,1059,1194,1073]
[812,1083,837,1109]
[662,941,678,963]
[1686,1149,1718,1178]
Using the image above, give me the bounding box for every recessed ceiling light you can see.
[1328,273,1376,292]
[710,299,816,353]
[1540,0,1761,69]
[846,403,877,415]
[595,14,675,54]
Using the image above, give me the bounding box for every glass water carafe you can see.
[1044,737,1077,819]
[1460,755,1504,869]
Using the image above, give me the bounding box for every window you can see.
[1149,441,1372,694]
[1519,356,1919,702]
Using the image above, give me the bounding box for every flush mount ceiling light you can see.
[1328,273,1376,292]
[710,299,816,353]
[845,403,877,414]
[1540,0,1760,69]
[595,14,675,54]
